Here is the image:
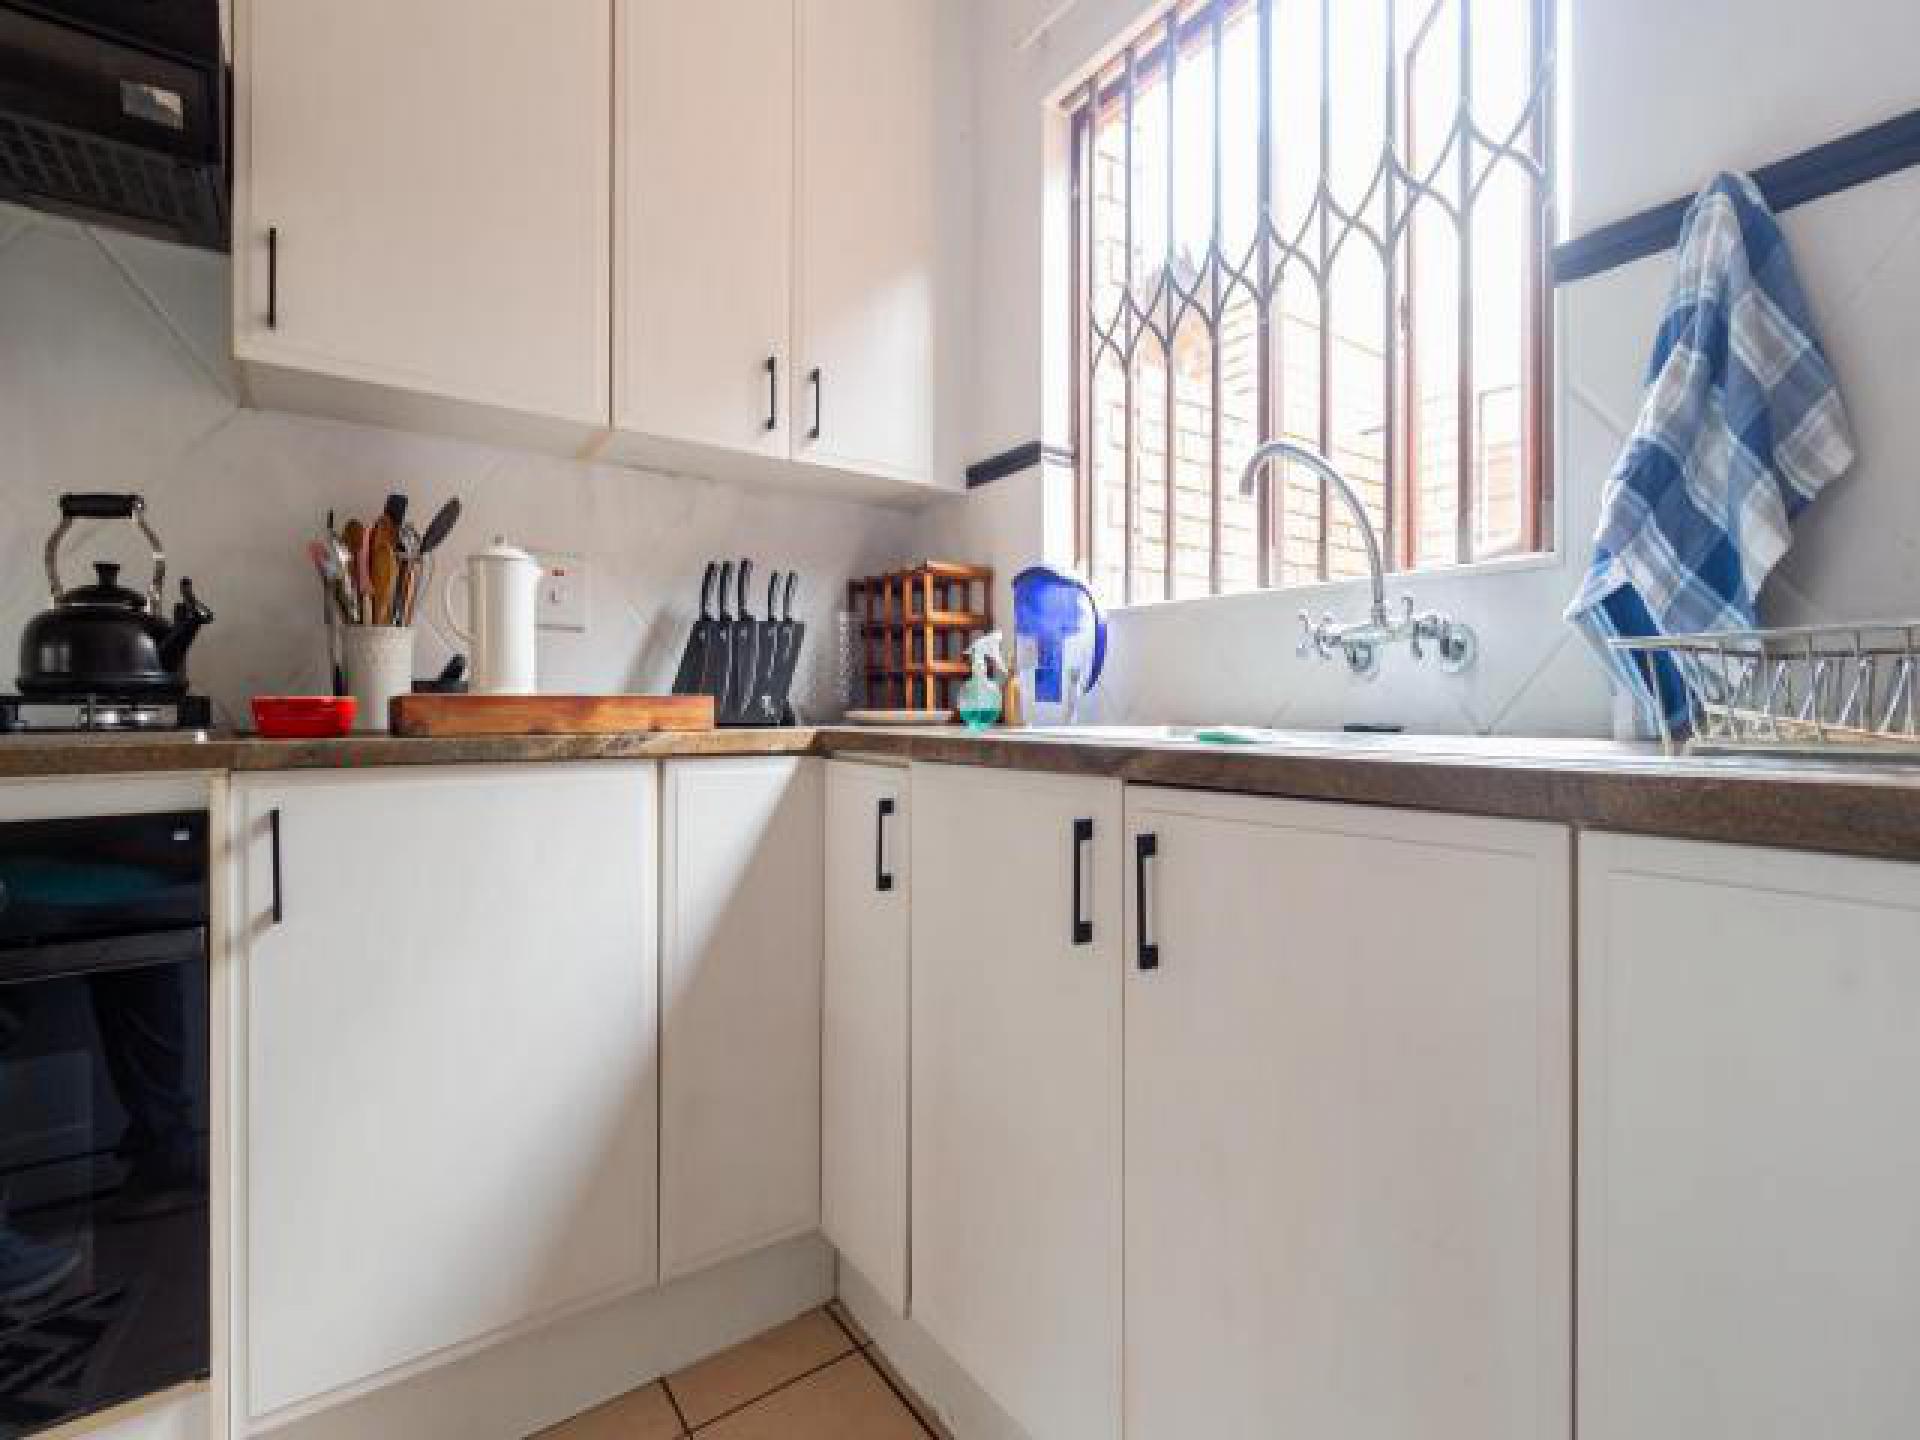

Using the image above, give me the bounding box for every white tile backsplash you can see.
[0,203,916,727]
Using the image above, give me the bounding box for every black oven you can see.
[0,810,209,1436]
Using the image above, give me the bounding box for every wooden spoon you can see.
[368,516,399,626]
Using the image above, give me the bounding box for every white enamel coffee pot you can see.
[442,537,541,694]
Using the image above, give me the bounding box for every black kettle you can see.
[17,494,214,699]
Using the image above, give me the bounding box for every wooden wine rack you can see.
[848,562,995,713]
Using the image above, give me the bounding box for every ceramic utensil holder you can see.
[343,625,415,732]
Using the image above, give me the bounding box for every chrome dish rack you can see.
[1609,622,1920,758]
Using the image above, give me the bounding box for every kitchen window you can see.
[1068,0,1557,606]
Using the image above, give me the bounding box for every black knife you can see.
[728,559,758,723]
[703,559,735,707]
[673,561,719,694]
[753,570,786,723]
[770,572,803,723]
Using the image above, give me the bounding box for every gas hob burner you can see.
[0,693,213,734]
[77,698,170,731]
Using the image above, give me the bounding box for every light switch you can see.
[535,551,588,632]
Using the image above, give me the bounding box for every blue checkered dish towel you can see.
[1566,172,1856,731]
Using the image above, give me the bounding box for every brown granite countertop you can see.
[0,726,814,778]
[4,723,1919,862]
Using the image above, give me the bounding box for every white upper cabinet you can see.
[612,0,940,493]
[615,0,794,457]
[659,758,824,1282]
[231,0,944,486]
[1124,788,1572,1440]
[232,0,612,446]
[1580,833,1920,1440]
[794,0,937,487]
[910,763,1123,1440]
[232,765,659,1420]
[821,760,911,1314]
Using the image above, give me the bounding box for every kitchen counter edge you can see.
[3,725,1919,863]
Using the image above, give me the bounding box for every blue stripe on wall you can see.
[1554,109,1920,284]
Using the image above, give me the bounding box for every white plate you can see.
[844,709,956,727]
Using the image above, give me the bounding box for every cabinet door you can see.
[1125,788,1571,1440]
[234,765,658,1418]
[793,0,936,484]
[910,763,1122,1440]
[234,0,610,425]
[822,761,910,1313]
[660,758,823,1280]
[1580,833,1920,1440]
[615,0,794,453]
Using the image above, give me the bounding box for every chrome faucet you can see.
[1238,439,1477,679]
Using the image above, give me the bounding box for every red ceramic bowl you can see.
[252,695,357,739]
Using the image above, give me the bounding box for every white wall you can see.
[0,204,917,727]
[937,0,1920,736]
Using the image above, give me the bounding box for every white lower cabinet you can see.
[224,748,1920,1439]
[910,763,1123,1440]
[821,760,911,1312]
[659,757,824,1281]
[233,765,660,1419]
[1580,832,1920,1440]
[1124,787,1572,1440]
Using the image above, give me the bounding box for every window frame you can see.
[1066,0,1558,607]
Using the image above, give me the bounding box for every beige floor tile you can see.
[536,1380,683,1439]
[696,1355,926,1439]
[666,1309,854,1428]
[825,1297,871,1347]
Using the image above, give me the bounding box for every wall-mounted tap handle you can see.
[1436,620,1479,675]
[1296,610,1315,658]
[1318,613,1341,661]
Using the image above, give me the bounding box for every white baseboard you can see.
[44,1384,209,1440]
[250,1236,833,1440]
[836,1258,1030,1440]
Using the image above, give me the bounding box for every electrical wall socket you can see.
[535,552,588,632]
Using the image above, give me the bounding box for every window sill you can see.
[1100,547,1569,618]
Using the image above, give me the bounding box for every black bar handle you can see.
[765,355,778,431]
[58,493,141,520]
[876,797,896,892]
[267,226,279,329]
[1072,818,1094,945]
[808,367,822,441]
[269,807,284,925]
[1135,833,1159,971]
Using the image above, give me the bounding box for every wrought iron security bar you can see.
[1070,0,1557,606]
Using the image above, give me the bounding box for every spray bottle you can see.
[957,631,1005,731]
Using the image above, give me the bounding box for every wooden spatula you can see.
[368,516,399,626]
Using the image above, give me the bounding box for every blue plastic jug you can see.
[1012,565,1106,725]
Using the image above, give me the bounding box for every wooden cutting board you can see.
[390,693,715,737]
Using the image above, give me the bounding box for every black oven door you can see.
[0,813,208,1436]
